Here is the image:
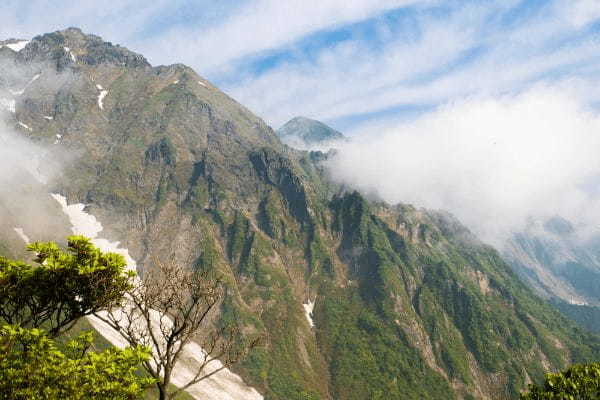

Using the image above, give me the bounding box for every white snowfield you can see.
[2,40,29,52]
[51,194,263,400]
[96,85,108,110]
[303,299,315,328]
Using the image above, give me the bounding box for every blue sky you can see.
[2,0,600,134]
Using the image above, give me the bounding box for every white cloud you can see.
[0,1,171,46]
[139,0,430,73]
[560,0,600,28]
[327,86,600,245]
[222,0,600,128]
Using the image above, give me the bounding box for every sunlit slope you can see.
[1,28,599,399]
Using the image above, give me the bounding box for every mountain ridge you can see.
[1,28,599,400]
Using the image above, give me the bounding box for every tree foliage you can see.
[0,235,134,337]
[0,324,153,400]
[521,363,600,400]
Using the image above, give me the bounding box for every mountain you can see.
[1,28,599,400]
[277,116,345,150]
[503,217,600,332]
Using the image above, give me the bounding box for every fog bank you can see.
[327,86,600,245]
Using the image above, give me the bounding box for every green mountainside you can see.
[1,28,599,399]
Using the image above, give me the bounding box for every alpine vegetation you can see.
[1,3,600,398]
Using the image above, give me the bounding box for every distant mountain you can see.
[503,216,600,331]
[1,28,600,400]
[504,217,600,306]
[277,116,345,150]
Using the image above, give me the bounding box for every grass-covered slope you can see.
[1,28,599,399]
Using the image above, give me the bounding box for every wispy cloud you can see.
[218,0,600,128]
[134,0,430,73]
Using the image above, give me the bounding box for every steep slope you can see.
[277,116,345,150]
[503,217,600,332]
[1,28,599,400]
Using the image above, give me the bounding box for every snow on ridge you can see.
[198,81,207,87]
[3,40,29,52]
[13,227,30,244]
[303,299,315,328]
[52,194,263,400]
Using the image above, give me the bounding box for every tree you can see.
[0,235,133,337]
[521,362,600,399]
[0,324,154,400]
[95,260,260,400]
[0,236,153,399]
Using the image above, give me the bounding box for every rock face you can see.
[503,217,600,332]
[1,28,600,400]
[277,116,345,150]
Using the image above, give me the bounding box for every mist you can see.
[327,85,600,246]
[0,51,75,248]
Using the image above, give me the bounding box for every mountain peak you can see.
[19,27,150,69]
[277,116,345,149]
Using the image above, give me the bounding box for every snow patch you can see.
[303,299,315,328]
[198,81,207,87]
[50,194,136,269]
[3,40,29,52]
[174,80,179,84]
[64,47,76,62]
[44,116,53,120]
[96,85,108,110]
[13,227,30,244]
[88,312,264,400]
[52,194,263,400]
[18,122,32,131]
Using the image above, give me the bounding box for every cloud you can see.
[0,0,172,47]
[326,86,600,245]
[221,0,600,129]
[138,0,430,73]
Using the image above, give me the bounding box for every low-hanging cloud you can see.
[0,119,70,246]
[327,85,600,245]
